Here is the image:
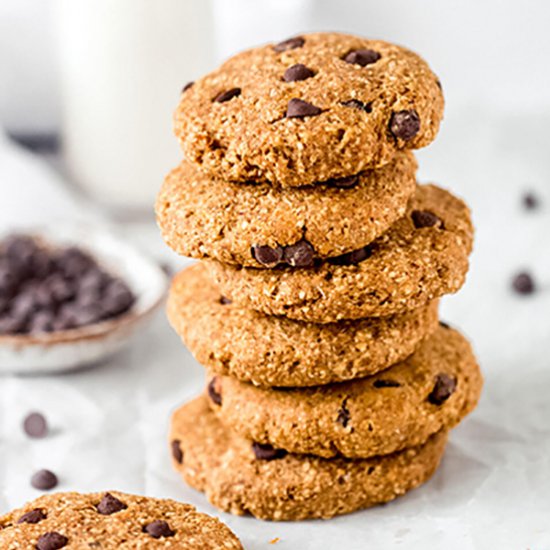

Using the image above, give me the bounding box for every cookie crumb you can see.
[269,537,281,544]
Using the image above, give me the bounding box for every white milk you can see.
[53,0,215,212]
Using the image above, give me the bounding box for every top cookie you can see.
[0,491,243,549]
[174,32,444,187]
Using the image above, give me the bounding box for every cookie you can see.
[207,326,482,458]
[156,152,416,267]
[0,491,242,549]
[170,396,447,520]
[174,32,443,187]
[167,263,439,387]
[208,184,473,322]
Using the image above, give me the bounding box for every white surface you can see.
[0,108,549,550]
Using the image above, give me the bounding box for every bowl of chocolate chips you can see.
[0,226,168,373]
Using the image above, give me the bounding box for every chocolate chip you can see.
[17,508,46,524]
[214,88,241,103]
[328,246,372,266]
[373,379,401,388]
[283,64,315,82]
[251,244,283,267]
[439,321,451,329]
[341,99,372,113]
[523,192,540,210]
[97,493,127,515]
[428,374,457,405]
[336,401,351,427]
[273,36,305,52]
[285,98,322,119]
[144,520,175,539]
[436,78,442,90]
[171,440,183,464]
[219,296,232,305]
[343,49,380,67]
[36,532,68,550]
[389,110,421,141]
[512,272,536,295]
[207,377,222,406]
[31,469,58,491]
[411,210,442,229]
[23,412,48,438]
[251,442,287,460]
[282,240,315,267]
[328,175,359,189]
[182,81,194,93]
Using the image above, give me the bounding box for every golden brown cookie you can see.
[174,32,443,187]
[170,396,447,520]
[208,184,473,322]
[167,263,439,387]
[0,491,242,549]
[156,152,417,267]
[206,326,482,459]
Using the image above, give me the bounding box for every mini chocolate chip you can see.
[252,442,287,460]
[273,36,305,52]
[207,377,222,406]
[283,240,315,267]
[373,379,401,388]
[336,401,351,428]
[214,88,241,103]
[428,373,457,405]
[411,210,442,229]
[97,493,127,515]
[36,532,68,550]
[512,272,536,295]
[285,98,322,119]
[328,246,372,266]
[341,99,372,113]
[23,412,48,439]
[389,109,421,141]
[328,175,359,189]
[439,321,451,329]
[31,469,58,491]
[283,64,315,82]
[171,440,183,464]
[17,508,46,524]
[144,520,175,539]
[182,81,194,93]
[343,49,380,67]
[251,244,283,267]
[523,192,540,210]
[219,296,232,305]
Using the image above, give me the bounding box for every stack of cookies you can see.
[157,32,483,521]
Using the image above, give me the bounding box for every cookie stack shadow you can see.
[156,32,483,521]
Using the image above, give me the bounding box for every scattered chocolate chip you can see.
[436,78,442,89]
[36,532,68,550]
[328,175,359,188]
[144,520,175,539]
[23,412,48,438]
[251,244,283,267]
[522,192,540,210]
[283,64,315,82]
[31,469,58,491]
[328,246,372,266]
[428,373,457,405]
[207,377,222,406]
[336,401,351,427]
[343,49,380,67]
[219,296,232,305]
[97,493,127,515]
[389,110,421,141]
[411,210,442,229]
[282,240,315,267]
[341,99,372,113]
[214,88,241,103]
[251,442,287,460]
[273,36,305,52]
[285,98,322,119]
[17,508,46,524]
[512,271,536,295]
[373,379,401,388]
[181,81,194,93]
[171,440,183,464]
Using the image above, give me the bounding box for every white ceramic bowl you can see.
[0,224,168,374]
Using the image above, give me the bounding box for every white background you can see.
[1,2,550,549]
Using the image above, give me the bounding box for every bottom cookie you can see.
[170,396,448,521]
[0,491,242,549]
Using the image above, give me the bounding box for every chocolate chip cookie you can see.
[208,184,473,322]
[206,326,482,458]
[156,152,416,267]
[0,491,243,549]
[174,32,443,187]
[167,263,439,387]
[170,396,447,520]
